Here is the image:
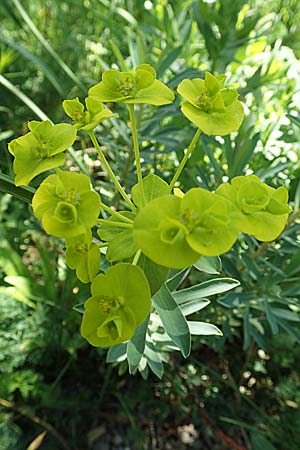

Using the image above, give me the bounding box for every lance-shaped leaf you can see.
[8,120,77,186]
[32,169,101,238]
[216,175,290,241]
[127,315,149,374]
[152,284,191,357]
[81,263,151,347]
[89,64,174,106]
[177,72,244,136]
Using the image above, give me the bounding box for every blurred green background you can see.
[1,0,300,449]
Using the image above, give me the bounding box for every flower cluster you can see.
[132,177,290,269]
[6,64,291,351]
[177,72,244,135]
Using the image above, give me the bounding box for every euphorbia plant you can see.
[6,65,290,376]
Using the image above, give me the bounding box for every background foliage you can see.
[1,0,300,449]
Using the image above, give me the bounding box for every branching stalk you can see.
[97,219,132,228]
[132,249,142,265]
[128,104,146,207]
[101,203,133,223]
[89,131,136,212]
[169,128,201,192]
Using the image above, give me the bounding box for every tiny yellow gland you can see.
[177,72,244,136]
[32,170,101,238]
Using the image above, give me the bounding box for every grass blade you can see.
[11,0,85,92]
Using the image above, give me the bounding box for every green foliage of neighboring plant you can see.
[1,1,300,449]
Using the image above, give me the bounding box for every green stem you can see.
[89,131,136,212]
[169,128,201,192]
[101,203,133,224]
[97,219,132,228]
[128,104,146,207]
[132,249,142,266]
[97,242,109,248]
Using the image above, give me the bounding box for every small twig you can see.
[0,398,72,450]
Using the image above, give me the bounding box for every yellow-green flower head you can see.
[62,97,117,132]
[8,120,77,186]
[81,263,151,347]
[133,188,239,269]
[32,169,101,238]
[216,175,290,241]
[65,230,100,283]
[88,64,174,106]
[177,72,244,136]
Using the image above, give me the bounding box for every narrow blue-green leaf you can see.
[193,256,221,274]
[188,321,222,336]
[0,130,14,142]
[250,432,276,450]
[243,308,251,350]
[277,319,300,343]
[12,0,85,91]
[0,173,35,203]
[157,46,183,78]
[263,299,279,334]
[0,74,48,120]
[127,316,149,374]
[0,36,64,95]
[166,267,190,291]
[173,278,240,304]
[106,343,127,363]
[144,340,164,379]
[72,302,85,314]
[230,132,260,177]
[115,7,138,26]
[180,299,210,316]
[272,308,300,322]
[153,284,191,357]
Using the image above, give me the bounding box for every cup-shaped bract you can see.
[88,64,174,106]
[133,189,239,269]
[80,263,151,347]
[8,120,77,186]
[32,169,101,238]
[133,195,200,269]
[182,188,239,256]
[62,97,116,132]
[65,230,100,283]
[177,72,244,136]
[216,175,290,241]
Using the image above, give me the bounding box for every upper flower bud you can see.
[62,97,117,132]
[88,64,175,106]
[8,120,77,186]
[177,72,244,136]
